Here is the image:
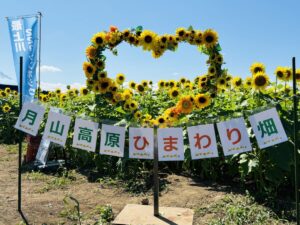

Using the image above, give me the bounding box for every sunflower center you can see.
[119,76,124,80]
[178,31,184,36]
[199,97,206,103]
[83,89,88,95]
[172,90,179,97]
[220,79,225,85]
[254,67,262,73]
[101,82,109,89]
[131,103,135,107]
[236,80,242,86]
[144,35,152,43]
[158,118,165,123]
[129,36,135,43]
[205,35,214,43]
[87,66,93,73]
[182,101,190,109]
[255,76,267,86]
[296,73,300,79]
[138,85,145,92]
[161,37,167,43]
[277,71,283,77]
[96,37,103,44]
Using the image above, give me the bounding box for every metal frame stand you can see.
[292,57,299,225]
[153,125,159,217]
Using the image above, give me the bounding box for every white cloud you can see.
[40,65,62,73]
[41,82,84,91]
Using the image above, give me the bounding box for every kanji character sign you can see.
[217,117,252,156]
[43,110,71,147]
[129,128,154,159]
[187,124,218,159]
[15,102,45,136]
[100,124,126,157]
[249,108,288,149]
[157,128,184,161]
[72,118,99,152]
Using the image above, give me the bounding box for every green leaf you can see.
[136,26,143,32]
[88,104,97,111]
[187,25,194,31]
[216,43,222,51]
[115,106,126,114]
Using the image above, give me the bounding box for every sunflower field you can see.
[1,26,300,199]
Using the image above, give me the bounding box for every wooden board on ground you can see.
[112,204,194,225]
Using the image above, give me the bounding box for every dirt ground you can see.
[0,144,244,225]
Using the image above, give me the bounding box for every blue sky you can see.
[0,0,299,90]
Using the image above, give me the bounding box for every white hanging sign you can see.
[217,117,252,156]
[100,124,126,157]
[157,128,184,161]
[43,110,71,147]
[72,118,99,152]
[129,127,154,159]
[249,108,288,149]
[187,124,218,159]
[15,102,45,136]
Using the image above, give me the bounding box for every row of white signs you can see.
[15,102,288,161]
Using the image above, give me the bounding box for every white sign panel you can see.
[157,128,184,161]
[129,127,154,159]
[217,117,252,156]
[15,102,45,136]
[35,138,51,165]
[100,124,126,157]
[72,118,99,152]
[187,124,218,159]
[249,108,288,149]
[43,111,71,147]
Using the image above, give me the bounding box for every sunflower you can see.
[83,62,95,79]
[193,30,203,45]
[80,87,89,96]
[123,101,131,111]
[250,62,265,75]
[195,93,211,109]
[176,96,193,114]
[208,65,216,76]
[113,92,124,102]
[123,89,132,100]
[134,111,142,120]
[180,77,186,84]
[168,87,180,98]
[42,95,48,102]
[129,100,138,111]
[184,83,193,90]
[284,67,292,81]
[91,32,106,48]
[164,107,179,122]
[156,115,166,128]
[4,88,11,94]
[252,72,269,90]
[98,71,107,79]
[116,73,125,85]
[0,91,5,98]
[274,66,285,81]
[168,80,176,88]
[95,60,105,70]
[232,77,243,89]
[55,88,61,95]
[129,81,136,89]
[175,27,187,40]
[2,104,11,113]
[296,69,300,82]
[86,79,95,89]
[203,29,218,48]
[13,90,18,96]
[99,78,111,94]
[217,77,227,88]
[85,46,97,59]
[109,82,118,93]
[136,84,145,94]
[139,30,157,51]
[216,54,223,64]
[158,80,165,89]
[244,77,252,89]
[141,80,148,87]
[60,94,67,102]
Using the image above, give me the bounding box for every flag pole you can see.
[153,125,159,217]
[292,57,299,225]
[37,12,42,100]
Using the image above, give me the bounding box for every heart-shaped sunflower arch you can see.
[83,26,226,127]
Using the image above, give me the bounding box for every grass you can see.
[195,193,292,225]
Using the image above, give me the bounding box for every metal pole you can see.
[293,57,299,225]
[37,12,42,100]
[18,57,23,212]
[153,125,159,217]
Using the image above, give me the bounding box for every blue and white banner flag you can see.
[7,15,39,103]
